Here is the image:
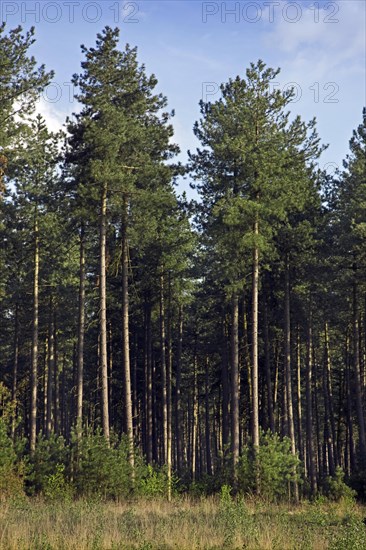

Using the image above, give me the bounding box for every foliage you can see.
[329,515,366,550]
[136,464,174,499]
[323,467,357,502]
[74,432,134,499]
[1,22,366,511]
[0,419,24,500]
[26,433,70,496]
[237,431,300,502]
[43,463,74,502]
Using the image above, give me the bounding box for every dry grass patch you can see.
[0,496,365,549]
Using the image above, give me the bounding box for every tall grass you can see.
[0,495,365,549]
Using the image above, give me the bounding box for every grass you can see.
[0,495,365,549]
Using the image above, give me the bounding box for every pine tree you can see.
[6,115,60,451]
[68,27,179,468]
[190,61,324,485]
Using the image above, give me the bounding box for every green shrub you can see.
[26,432,70,495]
[218,484,257,548]
[237,431,300,502]
[0,419,24,500]
[136,463,172,498]
[74,432,134,499]
[43,463,74,502]
[323,467,356,502]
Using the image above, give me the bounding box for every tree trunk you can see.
[306,307,317,496]
[11,303,19,440]
[231,293,240,478]
[46,296,55,438]
[30,215,39,454]
[99,184,110,442]
[191,351,198,482]
[296,326,304,463]
[108,323,113,428]
[175,304,183,474]
[284,260,299,502]
[323,321,336,475]
[53,313,60,435]
[145,301,153,464]
[221,314,230,452]
[76,223,85,436]
[122,195,134,472]
[264,301,275,432]
[166,273,173,501]
[205,356,212,475]
[345,332,356,474]
[242,293,252,434]
[160,271,168,465]
[252,216,260,450]
[352,276,366,464]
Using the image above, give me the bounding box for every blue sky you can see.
[2,0,365,196]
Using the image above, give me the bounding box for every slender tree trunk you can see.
[99,184,110,442]
[122,195,134,471]
[231,293,240,479]
[221,314,230,452]
[324,321,336,475]
[306,307,317,496]
[146,301,153,464]
[284,260,299,502]
[76,223,85,436]
[11,303,19,439]
[53,313,60,435]
[205,356,212,475]
[314,358,322,478]
[346,332,356,474]
[264,300,275,432]
[252,216,260,450]
[132,335,138,442]
[273,341,280,427]
[296,327,304,463]
[352,276,366,464]
[30,215,39,454]
[160,271,168,465]
[191,351,198,482]
[152,359,158,464]
[166,274,173,501]
[46,296,55,438]
[175,304,183,474]
[242,293,252,433]
[108,323,113,428]
[43,339,48,434]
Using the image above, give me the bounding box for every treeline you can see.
[0,24,365,502]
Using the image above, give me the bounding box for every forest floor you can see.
[0,495,365,549]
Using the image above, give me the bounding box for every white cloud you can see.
[263,1,365,80]
[34,98,71,134]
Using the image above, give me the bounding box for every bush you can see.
[136,463,172,498]
[74,432,134,499]
[323,467,356,502]
[43,463,74,502]
[0,419,24,500]
[26,432,70,495]
[237,431,300,502]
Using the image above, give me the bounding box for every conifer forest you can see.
[0,19,366,549]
